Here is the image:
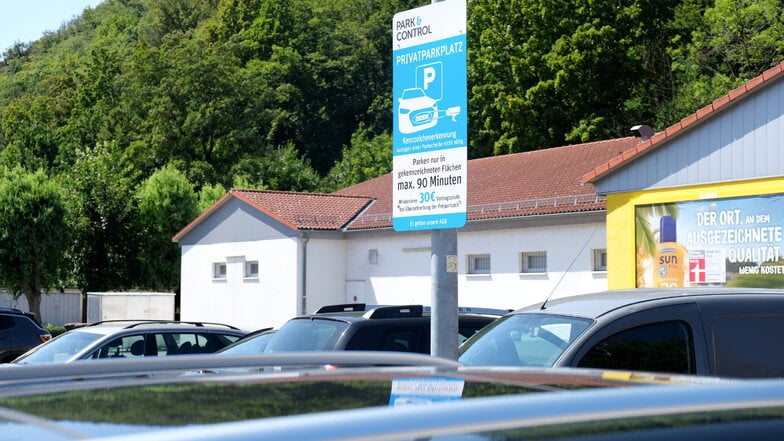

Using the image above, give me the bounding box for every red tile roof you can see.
[231,190,374,230]
[336,137,640,230]
[582,60,784,184]
[172,189,374,241]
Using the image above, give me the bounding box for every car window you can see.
[459,314,591,367]
[577,321,695,374]
[0,315,12,331]
[712,315,784,377]
[9,315,36,331]
[170,332,206,354]
[458,321,495,345]
[219,332,275,355]
[14,331,104,364]
[266,319,349,352]
[401,88,426,99]
[378,328,423,352]
[91,334,146,359]
[167,332,241,354]
[154,333,179,356]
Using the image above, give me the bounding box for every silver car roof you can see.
[516,287,784,319]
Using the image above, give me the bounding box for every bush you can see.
[46,323,67,337]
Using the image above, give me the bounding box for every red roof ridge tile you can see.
[231,188,372,200]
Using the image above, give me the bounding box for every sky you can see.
[0,0,105,54]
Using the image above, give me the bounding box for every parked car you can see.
[84,376,784,441]
[263,303,506,354]
[0,308,51,363]
[10,320,247,365]
[459,287,784,378]
[0,352,725,439]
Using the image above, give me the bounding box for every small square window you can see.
[245,260,259,278]
[468,254,491,275]
[521,251,547,273]
[592,249,607,272]
[212,262,227,279]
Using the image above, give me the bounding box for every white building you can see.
[173,137,640,330]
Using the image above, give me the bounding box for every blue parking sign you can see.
[392,0,467,231]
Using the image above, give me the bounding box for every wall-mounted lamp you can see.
[368,249,379,265]
[630,124,654,141]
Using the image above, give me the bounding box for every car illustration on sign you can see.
[397,87,438,134]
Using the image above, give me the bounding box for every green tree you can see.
[0,168,70,320]
[0,96,63,170]
[321,127,392,191]
[66,143,141,292]
[198,182,227,213]
[662,0,784,124]
[136,165,198,292]
[230,143,321,192]
[468,0,683,156]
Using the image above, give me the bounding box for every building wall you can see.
[176,198,296,245]
[606,176,784,289]
[301,237,347,314]
[345,233,432,306]
[458,221,607,309]
[345,215,608,311]
[179,238,300,330]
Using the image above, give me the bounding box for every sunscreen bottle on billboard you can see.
[653,215,687,287]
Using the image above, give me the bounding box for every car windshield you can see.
[265,319,350,352]
[219,331,276,355]
[401,88,426,99]
[13,331,104,365]
[458,313,592,367]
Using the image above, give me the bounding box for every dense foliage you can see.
[0,0,781,315]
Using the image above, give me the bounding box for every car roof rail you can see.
[317,303,368,313]
[124,320,242,330]
[85,320,241,330]
[364,305,423,319]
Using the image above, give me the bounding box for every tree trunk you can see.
[23,290,43,325]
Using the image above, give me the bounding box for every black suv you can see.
[264,304,506,354]
[0,307,52,362]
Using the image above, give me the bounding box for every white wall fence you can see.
[0,291,82,326]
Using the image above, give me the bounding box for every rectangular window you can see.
[212,262,227,280]
[577,321,694,374]
[593,249,608,272]
[244,260,259,278]
[468,254,491,275]
[521,251,547,273]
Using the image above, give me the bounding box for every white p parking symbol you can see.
[423,66,437,91]
[416,62,443,101]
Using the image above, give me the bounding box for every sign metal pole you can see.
[392,0,467,360]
